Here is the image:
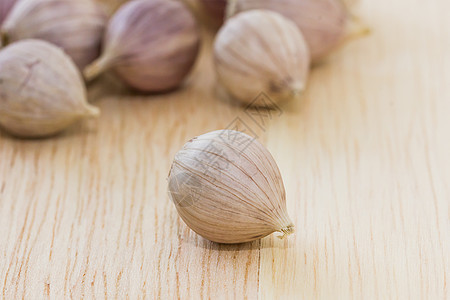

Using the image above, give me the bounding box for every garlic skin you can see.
[0,0,16,26]
[214,10,309,105]
[1,0,107,69]
[0,39,99,138]
[168,130,294,244]
[84,0,201,92]
[229,0,348,62]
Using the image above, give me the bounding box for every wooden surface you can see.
[1,0,449,298]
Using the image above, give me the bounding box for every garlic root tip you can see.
[290,82,305,98]
[343,13,371,44]
[277,224,295,239]
[83,56,111,81]
[84,105,100,117]
[225,0,238,20]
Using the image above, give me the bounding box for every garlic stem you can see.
[83,104,100,117]
[83,55,113,81]
[277,224,295,239]
[343,12,371,43]
[324,12,369,60]
[290,81,305,97]
[225,0,238,19]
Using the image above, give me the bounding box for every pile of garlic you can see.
[0,0,366,244]
[0,0,366,137]
[0,0,201,137]
[171,0,365,243]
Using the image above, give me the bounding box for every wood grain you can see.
[0,0,449,298]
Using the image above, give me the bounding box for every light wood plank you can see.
[0,0,449,298]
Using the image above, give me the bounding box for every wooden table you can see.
[1,0,449,298]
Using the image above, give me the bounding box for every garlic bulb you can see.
[214,10,309,105]
[168,130,294,244]
[1,0,107,69]
[0,39,99,138]
[84,0,201,92]
[228,0,348,62]
[0,0,16,26]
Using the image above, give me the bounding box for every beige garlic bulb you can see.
[168,130,294,244]
[214,10,309,106]
[0,39,99,138]
[1,0,107,69]
[84,0,201,92]
[0,0,16,26]
[228,0,348,62]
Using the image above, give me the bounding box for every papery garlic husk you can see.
[1,0,107,69]
[228,0,348,62]
[0,0,16,26]
[84,0,201,92]
[168,130,294,244]
[0,39,99,138]
[214,10,309,106]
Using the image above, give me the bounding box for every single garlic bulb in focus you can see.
[0,39,99,138]
[228,0,348,62]
[84,0,201,92]
[1,0,107,69]
[168,130,294,244]
[0,0,16,26]
[214,10,309,106]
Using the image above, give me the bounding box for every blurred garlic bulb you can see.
[214,10,309,106]
[0,0,16,26]
[1,0,107,69]
[0,39,99,138]
[228,0,348,62]
[168,130,294,244]
[93,0,126,15]
[84,0,201,92]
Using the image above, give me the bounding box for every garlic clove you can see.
[1,0,107,70]
[168,130,294,244]
[213,9,309,106]
[228,0,348,62]
[0,39,99,138]
[83,0,201,92]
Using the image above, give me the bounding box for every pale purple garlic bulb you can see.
[1,0,107,69]
[84,0,201,93]
[168,130,295,244]
[0,0,16,26]
[214,10,310,106]
[0,39,99,138]
[229,0,348,62]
